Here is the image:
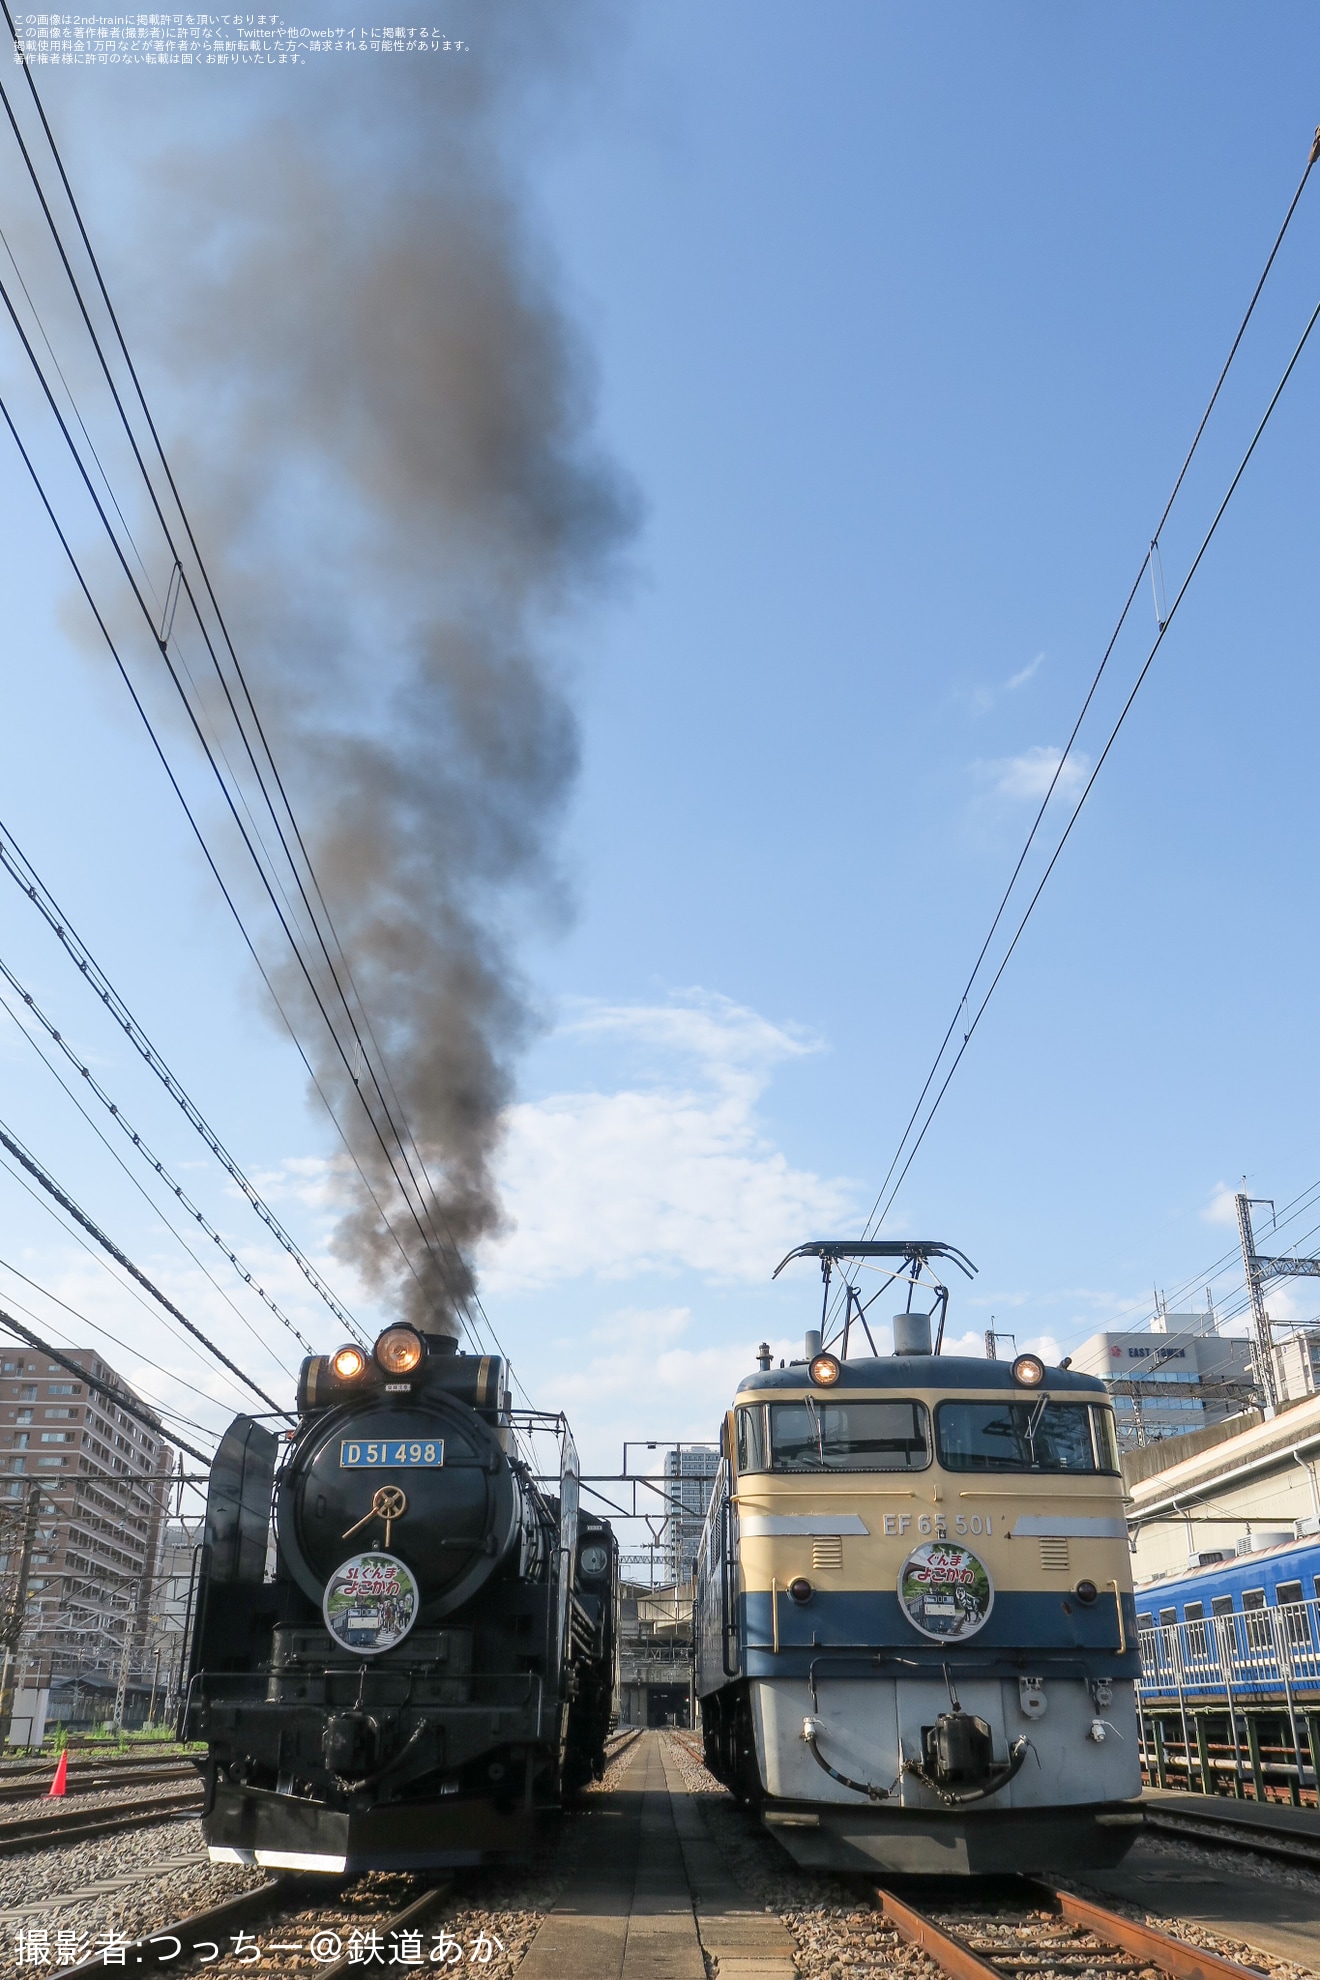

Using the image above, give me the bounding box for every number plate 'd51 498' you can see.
[339,1439,444,1467]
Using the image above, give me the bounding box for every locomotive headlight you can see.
[375,1326,424,1376]
[809,1353,841,1386]
[1011,1353,1046,1387]
[332,1345,368,1381]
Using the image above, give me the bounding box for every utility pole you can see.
[1235,1191,1320,1417]
[112,1602,133,1736]
[0,1483,41,1750]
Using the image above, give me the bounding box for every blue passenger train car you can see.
[1136,1534,1320,1708]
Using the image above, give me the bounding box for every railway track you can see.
[1142,1799,1320,1870]
[0,1762,196,1804]
[62,1871,455,1975]
[876,1879,1262,1980]
[0,1784,203,1852]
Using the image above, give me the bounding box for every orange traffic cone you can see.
[47,1751,67,1798]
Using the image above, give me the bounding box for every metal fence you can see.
[1138,1598,1320,1707]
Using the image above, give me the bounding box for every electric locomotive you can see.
[694,1240,1144,1875]
[181,1323,617,1873]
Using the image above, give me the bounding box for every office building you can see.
[663,1445,719,1583]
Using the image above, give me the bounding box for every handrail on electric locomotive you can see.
[182,1322,619,1875]
[694,1237,1145,1875]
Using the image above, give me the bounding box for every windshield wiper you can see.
[1022,1395,1050,1466]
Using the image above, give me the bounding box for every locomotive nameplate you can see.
[340,1439,444,1467]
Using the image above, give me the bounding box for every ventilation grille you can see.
[812,1535,844,1571]
[1039,1537,1070,1573]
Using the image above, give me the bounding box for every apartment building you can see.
[0,1347,173,1691]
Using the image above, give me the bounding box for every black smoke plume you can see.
[115,20,635,1336]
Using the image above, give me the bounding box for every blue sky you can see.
[0,4,1319,1513]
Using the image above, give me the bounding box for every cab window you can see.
[735,1404,768,1473]
[767,1399,930,1473]
[934,1399,1118,1474]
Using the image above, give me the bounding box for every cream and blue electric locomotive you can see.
[694,1240,1144,1875]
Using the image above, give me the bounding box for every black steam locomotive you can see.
[182,1324,618,1873]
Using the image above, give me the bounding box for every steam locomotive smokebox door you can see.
[279,1398,519,1622]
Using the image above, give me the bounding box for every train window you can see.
[1242,1589,1265,1609]
[1274,1581,1312,1646]
[767,1399,930,1472]
[1211,1595,1234,1616]
[1091,1406,1120,1473]
[934,1399,1112,1473]
[736,1405,768,1474]
[1136,1612,1154,1632]
[1184,1601,1204,1621]
[1158,1607,1177,1627]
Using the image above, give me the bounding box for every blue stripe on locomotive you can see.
[1135,1535,1320,1626]
[739,1587,1140,1681]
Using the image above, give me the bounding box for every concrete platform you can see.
[518,1733,797,1980]
[1086,1837,1320,1973]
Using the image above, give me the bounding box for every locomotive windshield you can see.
[737,1399,930,1472]
[935,1399,1119,1474]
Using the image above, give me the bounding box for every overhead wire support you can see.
[859,125,1320,1244]
[0,38,502,1360]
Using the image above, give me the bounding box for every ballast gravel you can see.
[0,1815,268,1974]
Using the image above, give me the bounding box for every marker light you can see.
[375,1326,424,1376]
[788,1577,813,1604]
[331,1345,368,1381]
[1011,1353,1046,1387]
[809,1353,841,1386]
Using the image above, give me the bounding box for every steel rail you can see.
[1142,1802,1320,1868]
[0,1762,195,1803]
[876,1881,1260,1980]
[61,1872,454,1976]
[0,1784,202,1850]
[1030,1882,1259,1980]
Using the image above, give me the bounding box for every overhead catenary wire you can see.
[0,1113,288,1418]
[0,1304,213,1465]
[858,126,1320,1250]
[0,229,484,1350]
[0,981,304,1380]
[0,40,511,1367]
[0,820,361,1347]
[0,939,311,1364]
[0,1251,244,1436]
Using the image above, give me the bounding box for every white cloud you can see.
[480,992,856,1293]
[990,744,1089,803]
[1203,1183,1242,1228]
[553,1306,789,1411]
[1005,652,1046,693]
[953,652,1046,715]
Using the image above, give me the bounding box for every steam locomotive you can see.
[182,1324,618,1873]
